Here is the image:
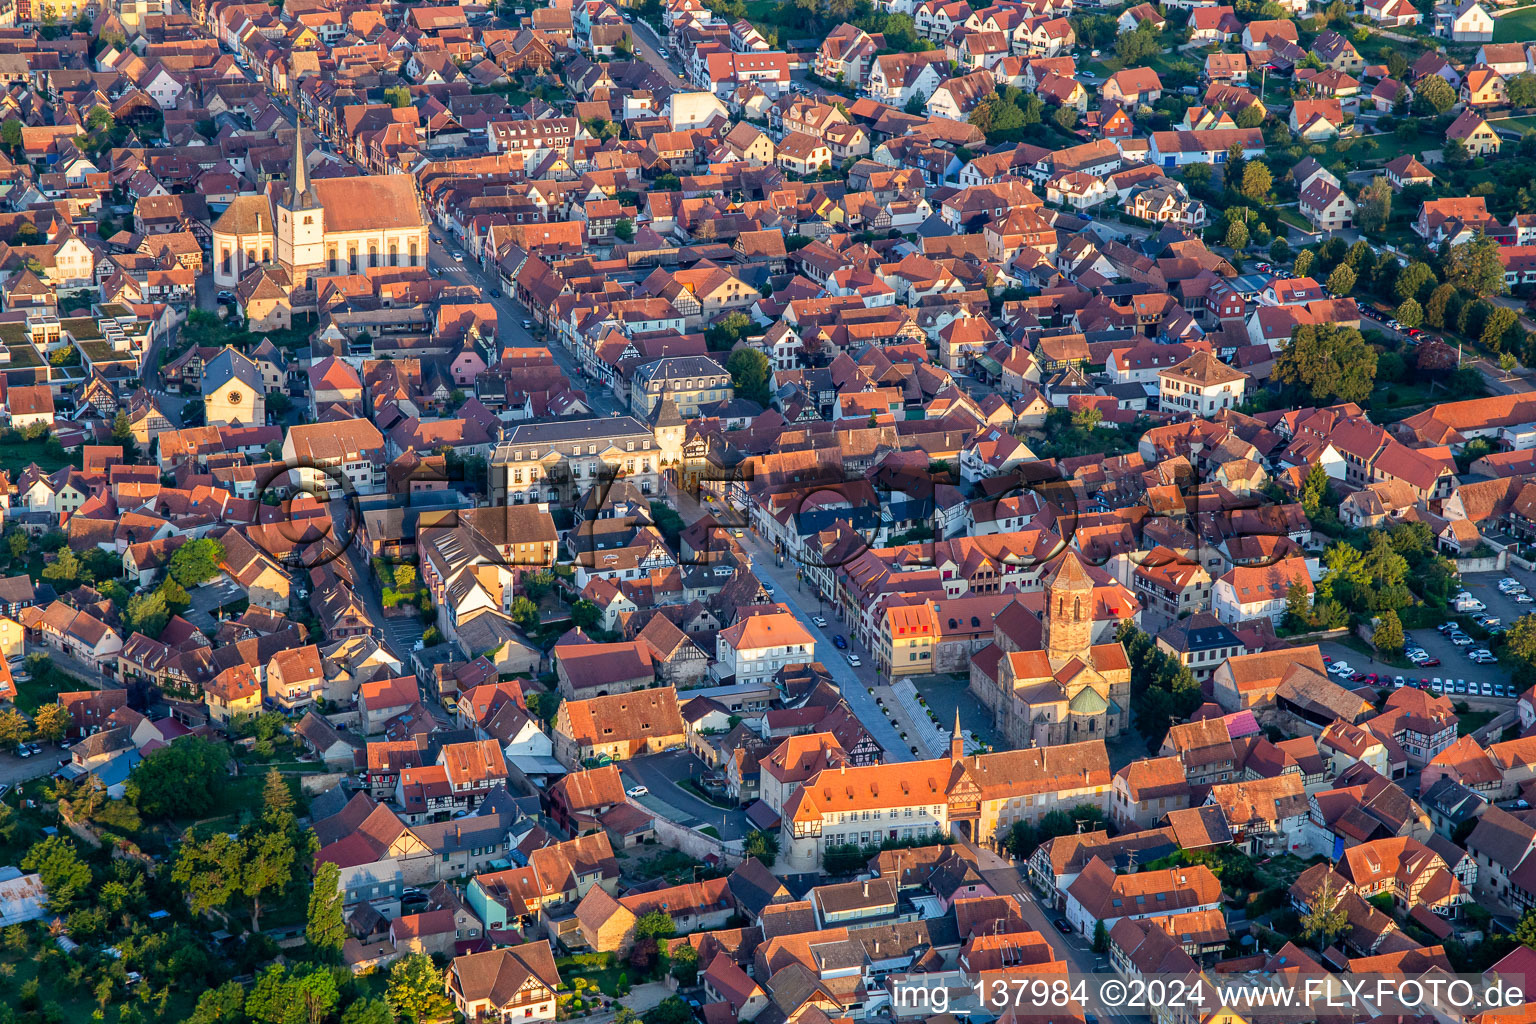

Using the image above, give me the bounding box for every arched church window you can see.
[389,242,398,266]
[262,248,270,263]
[409,240,419,264]
[1074,596,1081,621]
[369,244,378,267]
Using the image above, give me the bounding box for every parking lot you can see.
[1316,567,1536,710]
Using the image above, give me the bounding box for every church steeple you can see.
[950,708,964,761]
[284,126,318,210]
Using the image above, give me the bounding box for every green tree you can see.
[1274,323,1378,405]
[1235,104,1265,129]
[168,538,226,587]
[1413,74,1456,115]
[1372,609,1405,654]
[241,829,295,933]
[1326,263,1357,297]
[0,707,28,751]
[1484,306,1520,348]
[1300,874,1350,951]
[1284,581,1314,630]
[123,588,170,639]
[172,832,242,917]
[1115,23,1159,61]
[22,835,92,910]
[1294,249,1315,278]
[340,999,393,1024]
[385,954,454,1024]
[246,964,338,1024]
[262,769,296,832]
[1509,72,1536,107]
[570,599,600,630]
[1395,297,1424,328]
[128,736,229,818]
[1052,103,1078,132]
[1445,233,1509,297]
[307,860,346,959]
[42,547,82,588]
[1300,460,1330,518]
[1092,921,1110,953]
[1225,217,1249,250]
[614,218,634,242]
[669,942,700,986]
[635,908,676,940]
[1396,261,1436,301]
[646,997,692,1024]
[1504,614,1536,688]
[111,410,139,460]
[188,982,248,1024]
[726,346,772,407]
[744,829,779,866]
[1240,161,1273,201]
[1269,237,1291,262]
[0,118,20,153]
[705,310,753,350]
[1355,177,1391,234]
[510,595,539,626]
[1426,282,1456,329]
[31,701,70,743]
[383,85,412,108]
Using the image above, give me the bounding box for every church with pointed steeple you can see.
[968,550,1133,750]
[211,126,429,292]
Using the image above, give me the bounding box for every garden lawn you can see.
[1494,6,1536,42]
[0,435,79,476]
[1490,115,1536,135]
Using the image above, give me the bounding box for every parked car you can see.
[1392,675,1407,688]
[1419,656,1441,667]
[833,635,848,649]
[847,653,862,667]
[812,616,827,628]
[626,785,648,798]
[1482,681,1495,696]
[1327,661,1353,677]
[1053,918,1073,934]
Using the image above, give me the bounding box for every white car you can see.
[626,785,648,798]
[1328,661,1352,677]
[847,653,862,667]
[812,616,828,628]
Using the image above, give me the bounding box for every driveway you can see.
[620,749,750,840]
[184,577,247,630]
[0,748,65,793]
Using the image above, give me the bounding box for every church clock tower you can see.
[276,128,325,288]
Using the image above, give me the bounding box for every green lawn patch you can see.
[1278,207,1313,232]
[0,434,81,476]
[1494,6,1536,42]
[1490,114,1536,135]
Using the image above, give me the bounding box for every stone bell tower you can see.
[1043,551,1094,663]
